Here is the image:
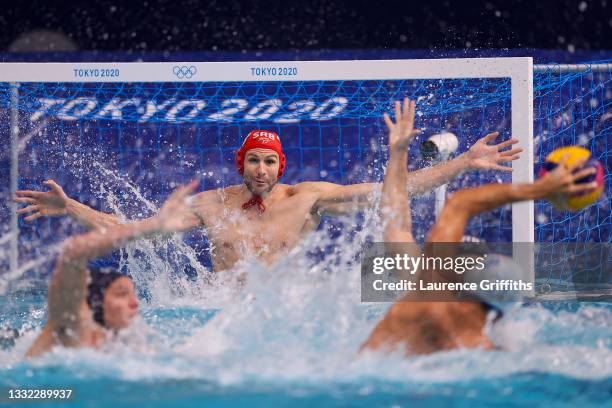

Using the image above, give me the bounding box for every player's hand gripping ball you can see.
[539,146,604,211]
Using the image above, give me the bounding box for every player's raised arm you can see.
[380,98,420,242]
[14,180,122,230]
[427,154,597,247]
[425,158,594,284]
[45,181,201,335]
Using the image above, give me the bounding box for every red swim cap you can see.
[235,130,286,178]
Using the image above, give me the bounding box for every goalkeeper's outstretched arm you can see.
[313,101,522,216]
[15,180,121,230]
[14,179,204,231]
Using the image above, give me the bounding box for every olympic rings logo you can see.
[173,65,197,79]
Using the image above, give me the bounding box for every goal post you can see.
[0,57,535,284]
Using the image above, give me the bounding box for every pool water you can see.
[1,258,611,408]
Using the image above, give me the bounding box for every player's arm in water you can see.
[28,181,199,354]
[14,179,214,232]
[361,150,598,355]
[309,99,522,216]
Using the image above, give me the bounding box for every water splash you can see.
[1,152,610,405]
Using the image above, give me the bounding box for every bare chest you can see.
[201,193,318,258]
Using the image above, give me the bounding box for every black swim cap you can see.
[86,266,129,327]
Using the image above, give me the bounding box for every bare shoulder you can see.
[292,181,338,195]
[191,184,241,206]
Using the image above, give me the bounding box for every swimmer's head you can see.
[236,130,286,194]
[86,267,139,331]
[463,254,530,316]
[242,149,282,196]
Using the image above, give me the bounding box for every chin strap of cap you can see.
[242,194,266,213]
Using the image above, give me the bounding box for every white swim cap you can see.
[462,254,532,312]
